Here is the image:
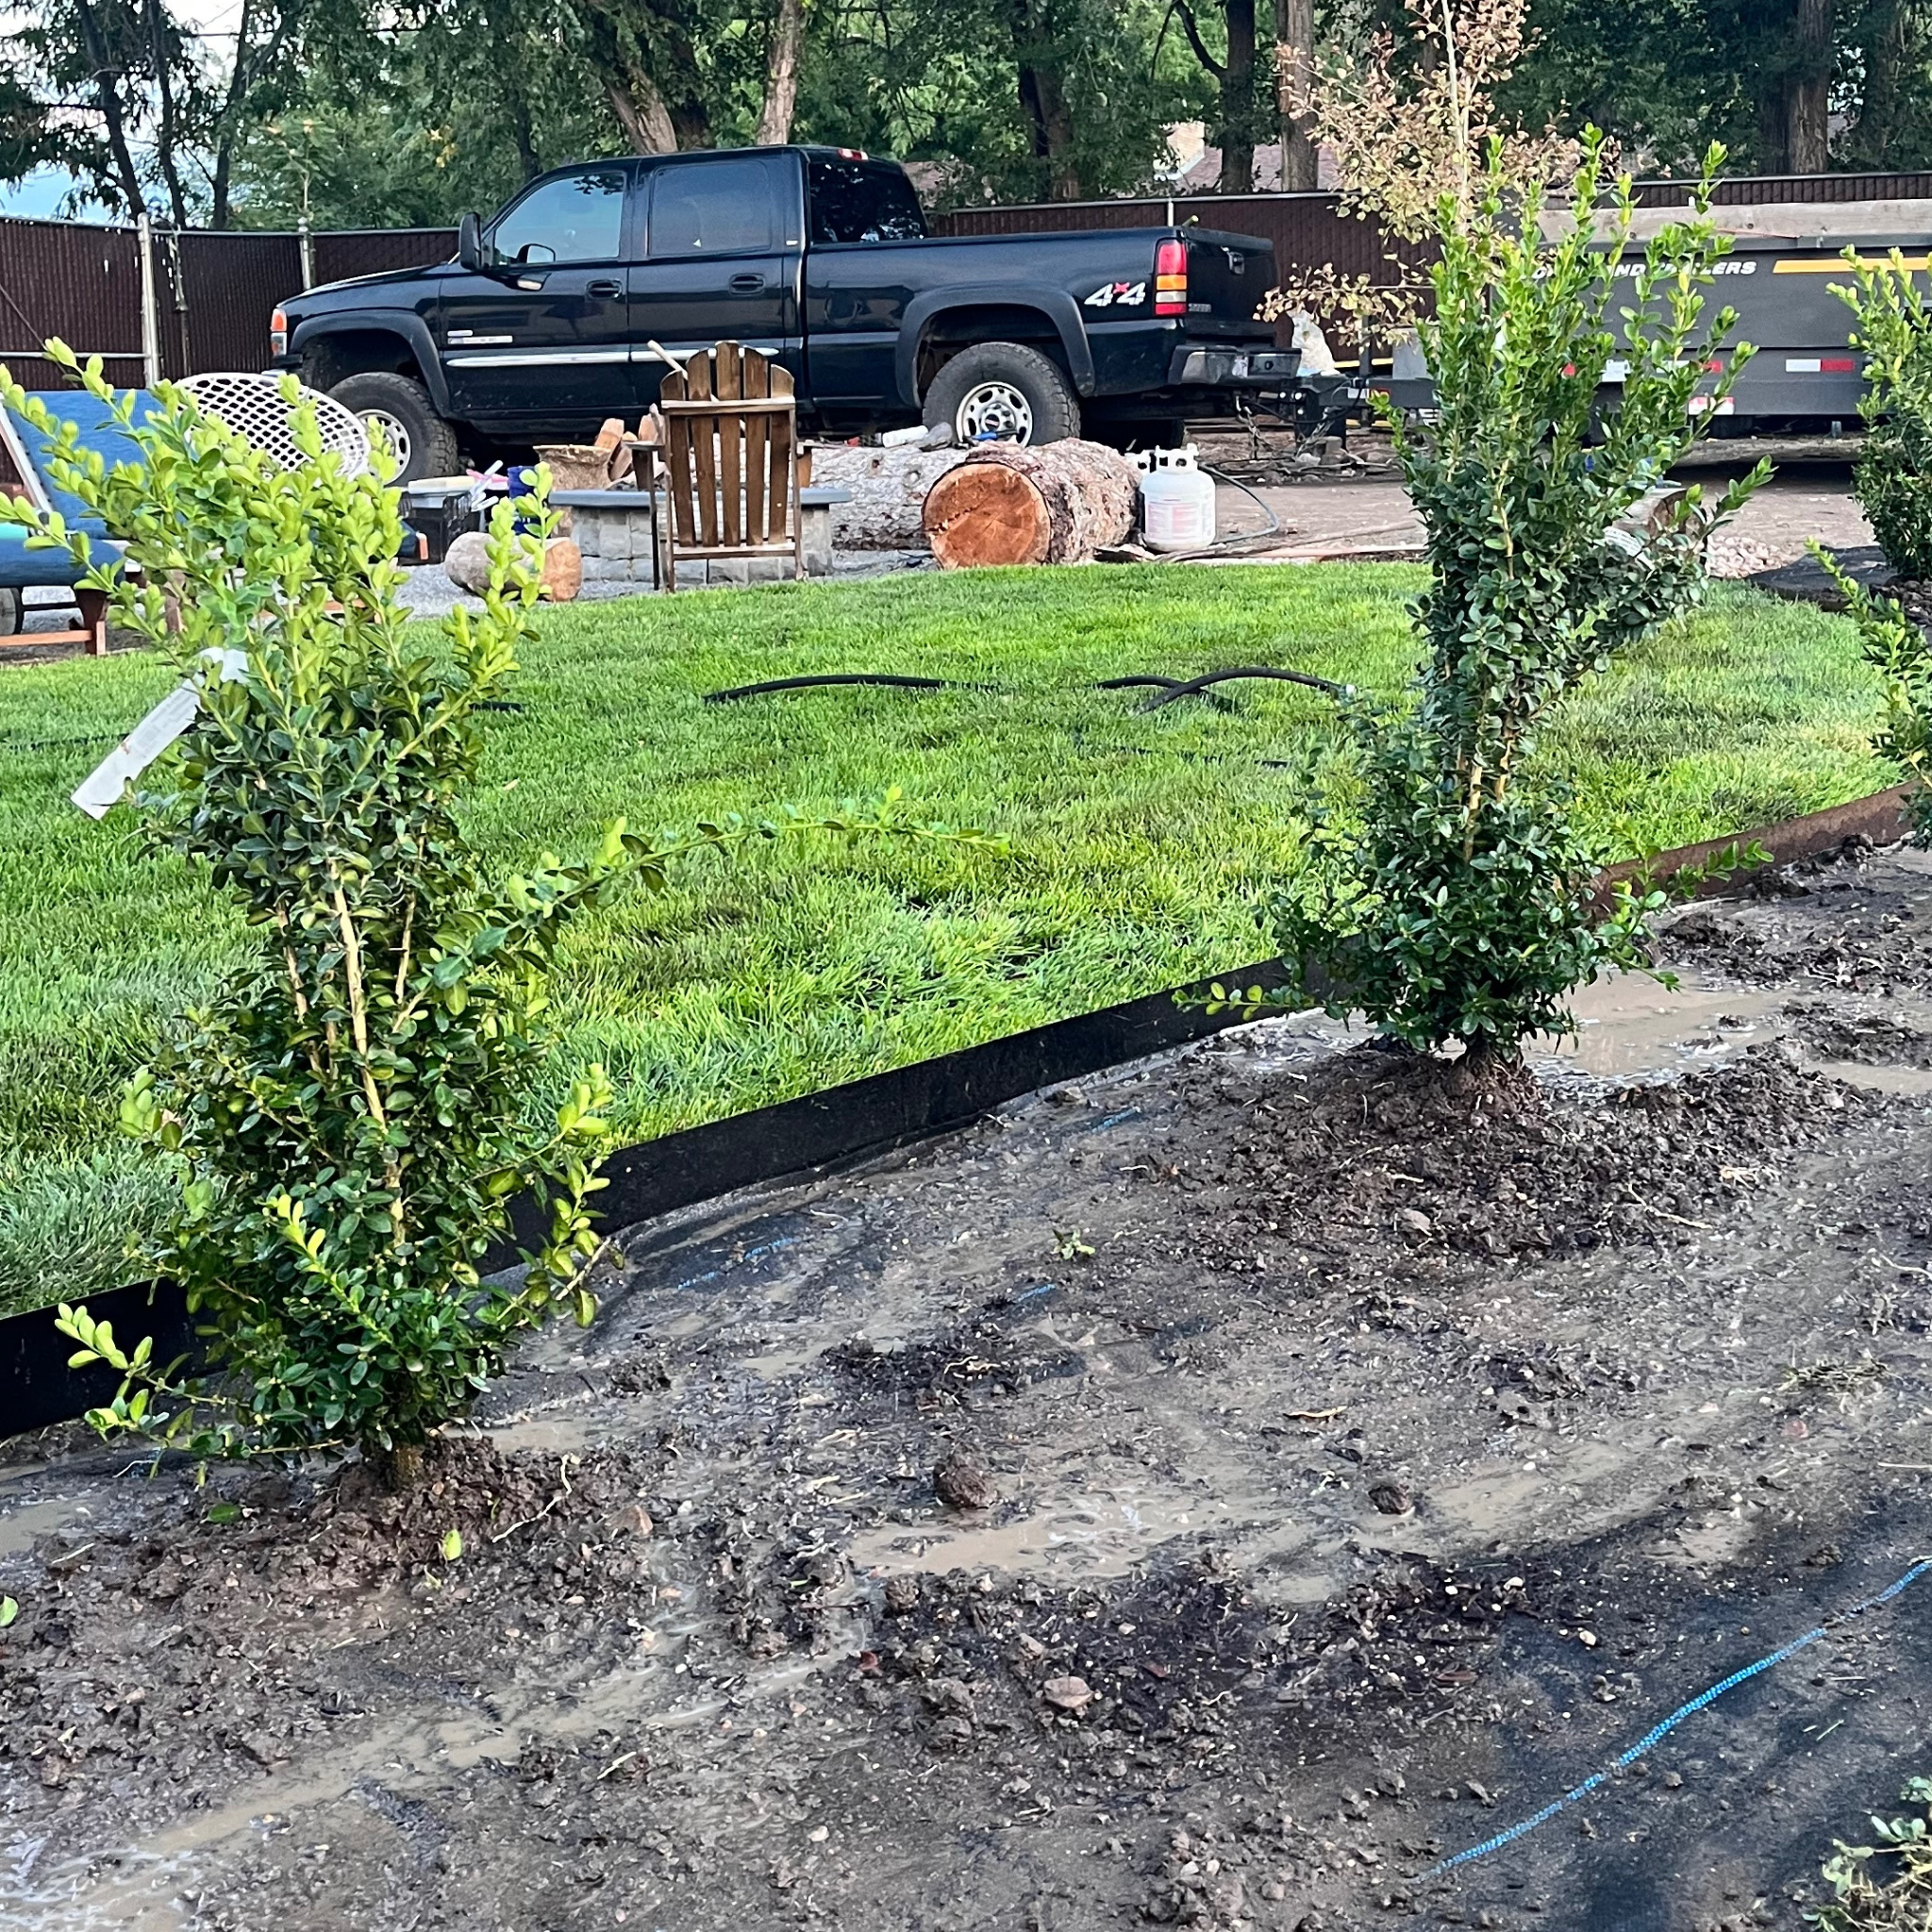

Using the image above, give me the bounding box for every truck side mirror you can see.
[457,212,484,274]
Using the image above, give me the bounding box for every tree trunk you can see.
[1011,0,1081,199]
[580,5,704,153]
[1274,0,1317,191]
[923,440,1139,567]
[1219,0,1257,193]
[370,1441,425,1491]
[208,0,295,228]
[72,0,147,217]
[604,70,679,153]
[1848,0,1905,164]
[206,0,252,227]
[142,0,193,227]
[1785,0,1833,172]
[755,0,806,145]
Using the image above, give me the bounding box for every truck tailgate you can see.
[1181,229,1274,333]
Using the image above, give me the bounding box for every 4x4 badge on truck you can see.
[1084,280,1147,308]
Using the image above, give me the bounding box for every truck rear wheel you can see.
[329,372,460,486]
[924,342,1079,447]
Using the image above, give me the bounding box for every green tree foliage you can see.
[1274,137,1767,1066]
[1501,0,1932,174]
[228,0,625,229]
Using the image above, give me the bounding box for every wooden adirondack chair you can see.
[656,341,802,591]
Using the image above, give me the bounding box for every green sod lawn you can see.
[0,563,1889,1316]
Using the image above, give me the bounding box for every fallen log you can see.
[922,439,1139,567]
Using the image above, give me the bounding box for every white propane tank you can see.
[1136,444,1216,553]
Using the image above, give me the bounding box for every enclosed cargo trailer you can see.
[1369,197,1932,437]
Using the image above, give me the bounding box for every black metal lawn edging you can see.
[0,956,1297,1441]
[4,777,1915,1445]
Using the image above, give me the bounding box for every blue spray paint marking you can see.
[1011,1282,1057,1305]
[670,1234,801,1295]
[1424,1555,1932,1881]
[1091,1108,1141,1131]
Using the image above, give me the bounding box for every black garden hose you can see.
[704,674,956,704]
[1097,666,1344,711]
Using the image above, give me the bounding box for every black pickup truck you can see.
[269,145,1289,482]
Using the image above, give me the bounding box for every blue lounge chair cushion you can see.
[0,523,89,589]
[3,390,165,540]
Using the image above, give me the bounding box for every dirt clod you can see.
[933,1451,997,1509]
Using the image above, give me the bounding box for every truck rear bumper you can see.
[1167,346,1299,387]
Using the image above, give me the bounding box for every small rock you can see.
[883,1574,921,1614]
[921,1676,974,1718]
[926,1714,974,1752]
[1041,1674,1092,1713]
[1662,1770,1684,1790]
[1577,1628,1598,1648]
[240,1732,283,1769]
[441,530,493,592]
[443,529,580,602]
[1396,1208,1435,1237]
[1368,1481,1414,1516]
[934,1452,997,1510]
[606,1502,654,1539]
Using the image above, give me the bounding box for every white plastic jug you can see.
[1136,445,1216,553]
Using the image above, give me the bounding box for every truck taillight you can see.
[269,307,288,357]
[1155,238,1187,316]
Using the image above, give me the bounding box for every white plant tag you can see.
[71,649,249,820]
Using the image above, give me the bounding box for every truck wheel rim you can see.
[358,408,412,475]
[956,382,1033,443]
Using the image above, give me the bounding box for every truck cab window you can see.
[489,168,627,265]
[808,159,927,243]
[649,157,785,256]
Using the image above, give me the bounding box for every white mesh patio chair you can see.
[177,371,373,476]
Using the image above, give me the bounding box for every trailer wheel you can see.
[924,342,1079,446]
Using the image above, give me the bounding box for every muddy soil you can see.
[8,845,1932,1932]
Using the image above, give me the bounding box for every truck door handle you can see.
[729,273,767,293]
[586,277,624,298]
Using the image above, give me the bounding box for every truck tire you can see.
[0,587,22,636]
[329,372,460,486]
[923,342,1080,446]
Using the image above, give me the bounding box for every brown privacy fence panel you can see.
[171,230,302,376]
[312,228,457,284]
[0,221,451,488]
[0,216,148,391]
[1634,171,1932,205]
